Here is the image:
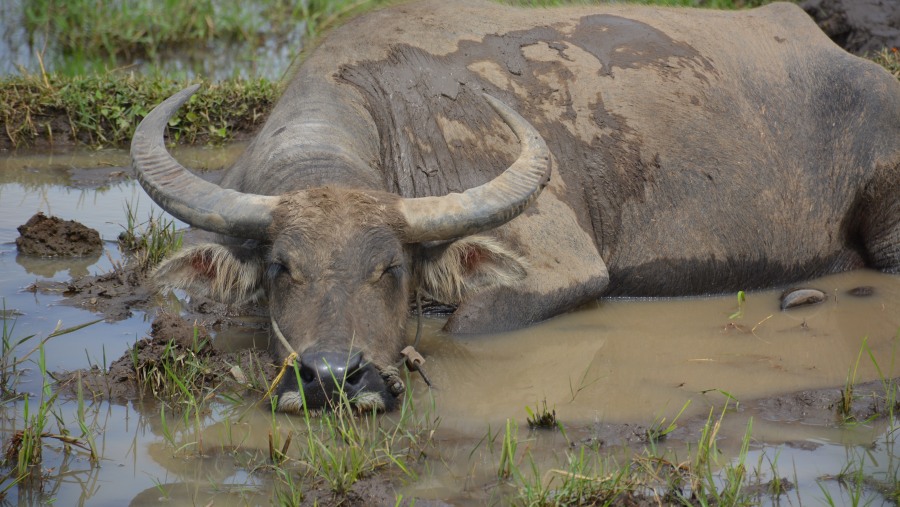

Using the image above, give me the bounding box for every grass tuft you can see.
[118,202,184,273]
[526,399,558,430]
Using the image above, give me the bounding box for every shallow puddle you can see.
[0,149,897,504]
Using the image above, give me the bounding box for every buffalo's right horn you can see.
[399,93,551,242]
[131,85,279,240]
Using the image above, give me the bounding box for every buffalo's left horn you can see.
[130,84,279,240]
[399,93,551,242]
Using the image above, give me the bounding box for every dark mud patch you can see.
[28,266,152,321]
[748,379,899,425]
[16,212,102,257]
[579,422,652,448]
[802,0,900,55]
[580,380,899,449]
[55,312,279,402]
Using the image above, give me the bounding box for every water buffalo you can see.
[131,0,900,412]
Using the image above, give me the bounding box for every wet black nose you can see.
[296,350,380,409]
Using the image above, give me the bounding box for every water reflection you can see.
[15,251,104,279]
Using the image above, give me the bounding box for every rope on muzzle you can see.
[261,306,432,406]
[397,290,432,387]
[261,316,300,402]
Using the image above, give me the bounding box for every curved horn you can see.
[399,93,551,242]
[130,84,279,240]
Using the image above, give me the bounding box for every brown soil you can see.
[748,378,897,425]
[802,0,900,55]
[56,311,279,402]
[16,212,103,257]
[581,379,899,449]
[28,265,152,321]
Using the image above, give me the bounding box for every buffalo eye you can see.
[370,262,402,284]
[266,262,288,281]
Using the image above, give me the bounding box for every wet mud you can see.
[3,166,895,505]
[579,378,899,450]
[28,266,151,321]
[16,212,102,257]
[3,2,898,500]
[748,379,898,426]
[56,312,278,402]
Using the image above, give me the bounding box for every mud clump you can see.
[148,312,213,353]
[16,212,103,257]
[56,312,278,402]
[802,0,900,55]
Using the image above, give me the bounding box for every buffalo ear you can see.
[417,236,527,304]
[152,243,265,305]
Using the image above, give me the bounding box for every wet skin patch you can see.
[338,14,714,250]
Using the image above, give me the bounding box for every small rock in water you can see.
[780,288,826,310]
[847,286,874,297]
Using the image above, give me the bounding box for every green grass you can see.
[495,398,784,505]
[647,399,691,444]
[525,399,559,430]
[2,343,98,495]
[282,366,437,496]
[490,386,859,506]
[130,330,211,403]
[0,72,279,148]
[1,303,34,400]
[22,0,387,69]
[118,202,184,273]
[872,48,900,78]
[1,306,101,400]
[622,0,782,6]
[142,361,438,501]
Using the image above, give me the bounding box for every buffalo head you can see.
[130,85,550,412]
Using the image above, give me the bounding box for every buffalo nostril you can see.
[290,350,391,411]
[301,350,363,387]
[298,361,316,384]
[344,364,365,387]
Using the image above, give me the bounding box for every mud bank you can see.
[56,312,279,402]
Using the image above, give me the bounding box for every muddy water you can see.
[423,270,900,427]
[1,149,898,504]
